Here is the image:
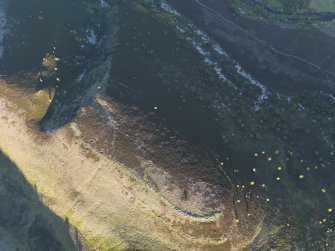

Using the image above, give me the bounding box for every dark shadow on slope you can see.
[39,2,255,200]
[0,151,78,251]
[0,0,104,130]
[167,0,335,96]
[1,0,92,75]
[101,2,259,191]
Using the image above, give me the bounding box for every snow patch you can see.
[160,195,222,221]
[86,28,98,45]
[76,72,86,82]
[235,64,269,102]
[100,0,109,8]
[160,2,181,16]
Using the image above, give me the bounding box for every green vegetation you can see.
[309,0,335,12]
[230,0,335,35]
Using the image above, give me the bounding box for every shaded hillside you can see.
[0,151,78,250]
